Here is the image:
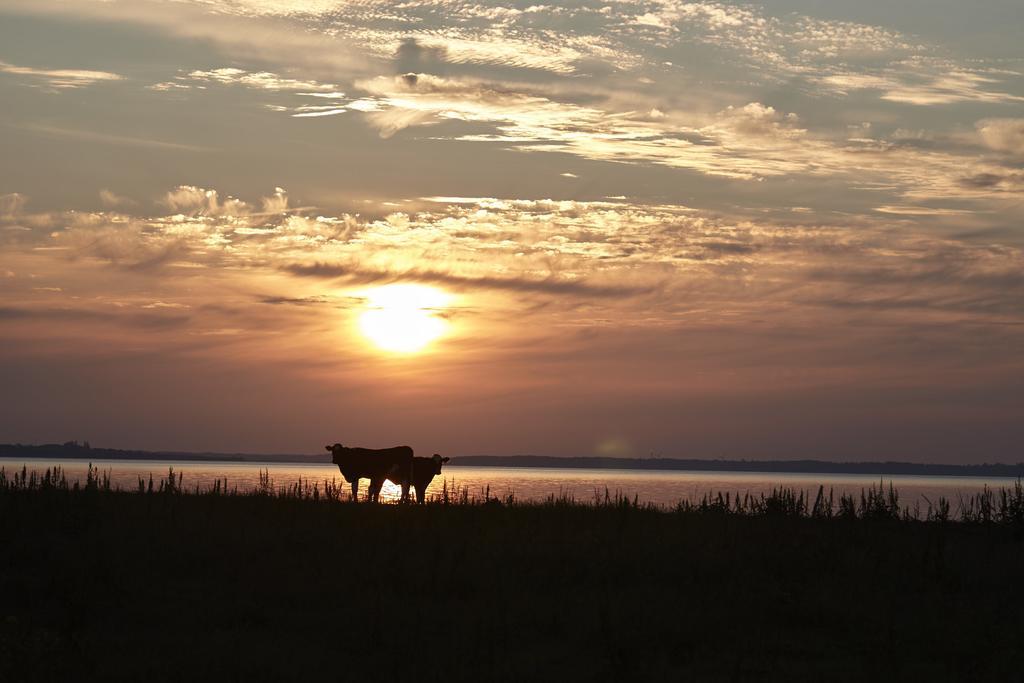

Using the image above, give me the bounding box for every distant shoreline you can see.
[451,455,1024,478]
[2,443,1023,478]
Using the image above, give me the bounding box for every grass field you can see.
[2,466,1023,681]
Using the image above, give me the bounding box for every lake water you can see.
[1,457,1019,509]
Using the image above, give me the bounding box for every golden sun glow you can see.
[357,284,452,353]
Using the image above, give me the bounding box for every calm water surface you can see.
[1,457,1019,508]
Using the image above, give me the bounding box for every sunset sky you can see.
[1,0,1022,461]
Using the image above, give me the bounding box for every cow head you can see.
[431,453,450,475]
[326,443,346,464]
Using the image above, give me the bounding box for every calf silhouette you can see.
[387,454,450,504]
[326,443,413,502]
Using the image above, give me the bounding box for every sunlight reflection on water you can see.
[1,458,1019,508]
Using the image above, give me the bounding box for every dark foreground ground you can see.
[2,486,1023,682]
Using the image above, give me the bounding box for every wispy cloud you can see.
[18,123,205,152]
[281,262,660,298]
[99,189,134,208]
[0,60,123,89]
[0,305,190,329]
[821,63,1024,105]
[977,118,1024,156]
[151,67,341,93]
[338,74,1024,207]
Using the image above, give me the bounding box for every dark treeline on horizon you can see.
[0,442,312,464]
[453,455,1024,477]
[2,442,1024,477]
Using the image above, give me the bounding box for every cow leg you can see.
[415,484,425,504]
[351,480,359,502]
[407,461,414,502]
[401,481,411,504]
[369,478,383,503]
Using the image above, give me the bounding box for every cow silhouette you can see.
[326,443,413,502]
[387,453,450,504]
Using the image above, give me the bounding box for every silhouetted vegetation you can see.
[2,465,1023,681]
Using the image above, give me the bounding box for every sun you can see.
[357,284,452,353]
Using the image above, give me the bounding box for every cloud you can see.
[163,186,250,216]
[155,67,341,92]
[874,206,974,216]
[26,184,1008,324]
[707,103,804,139]
[0,193,28,220]
[353,74,807,177]
[977,119,1024,156]
[10,186,356,274]
[290,108,347,118]
[2,0,1023,458]
[259,295,336,306]
[0,305,190,329]
[44,0,1013,205]
[4,178,1022,325]
[13,0,1019,113]
[276,214,361,240]
[281,262,660,298]
[54,214,192,271]
[20,124,205,152]
[3,184,1024,461]
[2,0,371,80]
[958,170,1024,193]
[822,65,1024,105]
[0,60,123,89]
[392,32,590,74]
[99,189,133,208]
[346,73,1024,201]
[261,188,289,214]
[394,38,449,74]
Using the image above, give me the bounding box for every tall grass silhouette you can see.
[3,464,1024,681]
[3,464,1022,524]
